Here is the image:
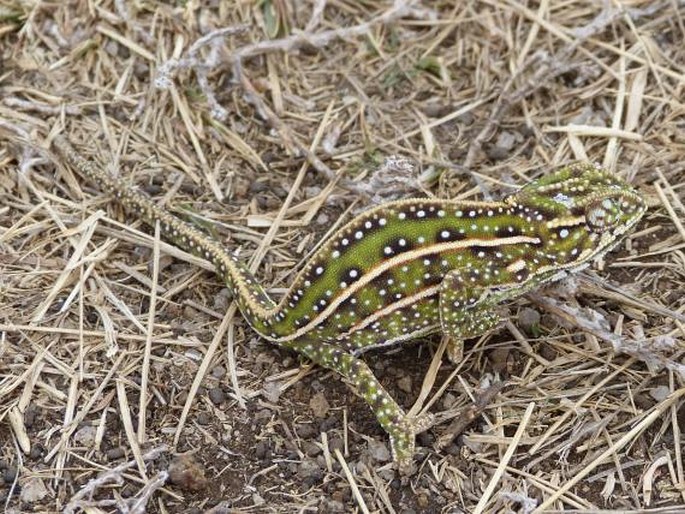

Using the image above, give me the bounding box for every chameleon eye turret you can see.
[52,137,646,474]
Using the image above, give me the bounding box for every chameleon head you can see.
[506,162,647,266]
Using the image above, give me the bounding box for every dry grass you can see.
[1,0,684,512]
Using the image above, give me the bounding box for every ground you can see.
[1,1,685,512]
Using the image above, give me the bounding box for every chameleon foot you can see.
[390,413,436,475]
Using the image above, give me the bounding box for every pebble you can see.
[208,387,226,405]
[106,447,126,460]
[397,376,413,394]
[3,466,17,483]
[309,392,330,419]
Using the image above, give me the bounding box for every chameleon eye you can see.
[586,197,620,233]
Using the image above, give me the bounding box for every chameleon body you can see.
[53,137,646,472]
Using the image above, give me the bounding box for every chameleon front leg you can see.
[291,339,433,473]
[439,269,504,364]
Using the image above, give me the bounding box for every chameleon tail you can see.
[51,136,278,328]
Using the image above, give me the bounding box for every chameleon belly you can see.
[52,137,646,473]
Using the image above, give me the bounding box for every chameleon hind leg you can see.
[292,340,433,473]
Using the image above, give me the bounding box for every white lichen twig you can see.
[63,445,168,514]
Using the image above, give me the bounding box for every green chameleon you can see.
[53,136,646,473]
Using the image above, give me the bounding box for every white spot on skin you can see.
[559,228,570,238]
[553,192,574,208]
[506,260,527,273]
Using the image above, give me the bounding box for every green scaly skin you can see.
[53,136,646,473]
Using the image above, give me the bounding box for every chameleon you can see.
[51,136,646,473]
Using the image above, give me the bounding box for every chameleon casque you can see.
[52,136,646,472]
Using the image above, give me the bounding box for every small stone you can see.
[304,186,322,198]
[253,409,273,425]
[539,343,557,361]
[156,254,175,273]
[197,412,212,425]
[633,393,653,410]
[485,145,509,162]
[494,130,520,151]
[378,468,396,482]
[255,440,271,460]
[74,425,97,447]
[302,441,322,457]
[211,366,227,379]
[24,405,39,428]
[442,392,458,410]
[208,387,226,405]
[367,439,391,463]
[248,180,269,194]
[106,447,126,460]
[519,307,541,333]
[417,492,431,509]
[3,466,17,483]
[328,437,344,453]
[397,376,413,394]
[29,445,44,460]
[489,347,511,374]
[168,454,208,492]
[297,459,323,485]
[309,392,330,419]
[262,381,282,403]
[444,441,461,456]
[320,499,345,513]
[295,423,317,439]
[649,386,670,402]
[213,290,231,312]
[319,415,339,432]
[20,477,49,503]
